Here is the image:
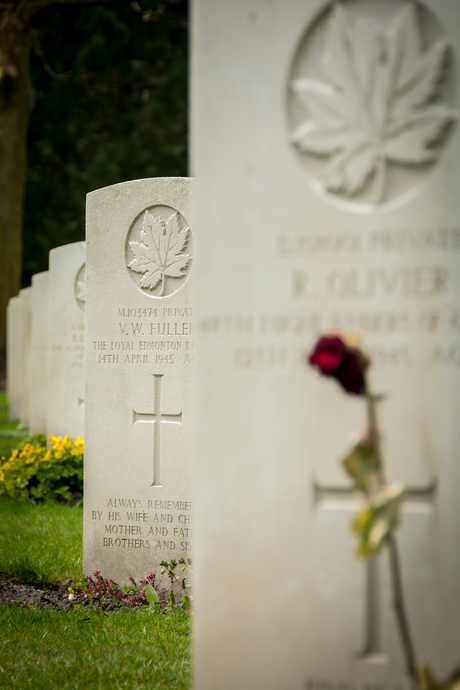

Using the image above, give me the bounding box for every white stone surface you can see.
[191,1,460,689]
[18,287,32,429]
[29,272,49,436]
[84,178,194,585]
[47,242,85,440]
[7,295,22,421]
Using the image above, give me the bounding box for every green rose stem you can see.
[366,392,419,690]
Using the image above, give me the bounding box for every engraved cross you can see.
[314,478,436,660]
[132,374,182,487]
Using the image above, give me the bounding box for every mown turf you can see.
[0,605,191,690]
[0,499,84,589]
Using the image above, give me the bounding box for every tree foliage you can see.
[24,0,188,283]
[0,0,187,382]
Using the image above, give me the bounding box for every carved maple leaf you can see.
[75,280,86,303]
[291,3,457,202]
[128,211,192,295]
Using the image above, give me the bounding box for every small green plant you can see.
[70,570,147,608]
[70,563,192,614]
[0,434,84,502]
[160,558,193,613]
[144,583,160,611]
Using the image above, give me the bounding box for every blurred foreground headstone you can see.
[191,1,460,688]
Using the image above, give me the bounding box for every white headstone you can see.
[47,242,85,440]
[84,178,194,584]
[191,1,460,688]
[18,287,32,429]
[6,295,22,421]
[29,272,49,436]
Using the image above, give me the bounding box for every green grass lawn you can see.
[0,606,191,690]
[0,499,83,589]
[0,394,192,689]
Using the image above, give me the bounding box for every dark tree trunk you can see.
[0,11,32,387]
[0,0,114,387]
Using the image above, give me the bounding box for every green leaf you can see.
[182,594,192,611]
[352,483,405,558]
[144,585,159,606]
[342,439,379,491]
[417,664,448,690]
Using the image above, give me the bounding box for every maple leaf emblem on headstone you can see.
[290,3,457,202]
[128,210,192,296]
[75,279,86,303]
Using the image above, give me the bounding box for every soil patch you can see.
[0,576,152,611]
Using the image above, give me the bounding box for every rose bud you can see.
[308,335,369,395]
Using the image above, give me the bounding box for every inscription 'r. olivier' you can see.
[293,266,449,300]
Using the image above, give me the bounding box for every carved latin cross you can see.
[133,374,183,487]
[314,479,436,660]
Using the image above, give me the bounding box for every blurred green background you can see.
[24,0,188,286]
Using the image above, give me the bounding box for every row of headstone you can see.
[6,241,85,442]
[6,178,196,590]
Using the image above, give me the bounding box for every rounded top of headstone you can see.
[49,241,86,267]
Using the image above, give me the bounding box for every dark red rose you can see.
[308,335,369,395]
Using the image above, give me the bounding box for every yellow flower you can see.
[62,436,73,450]
[75,437,84,448]
[54,451,63,459]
